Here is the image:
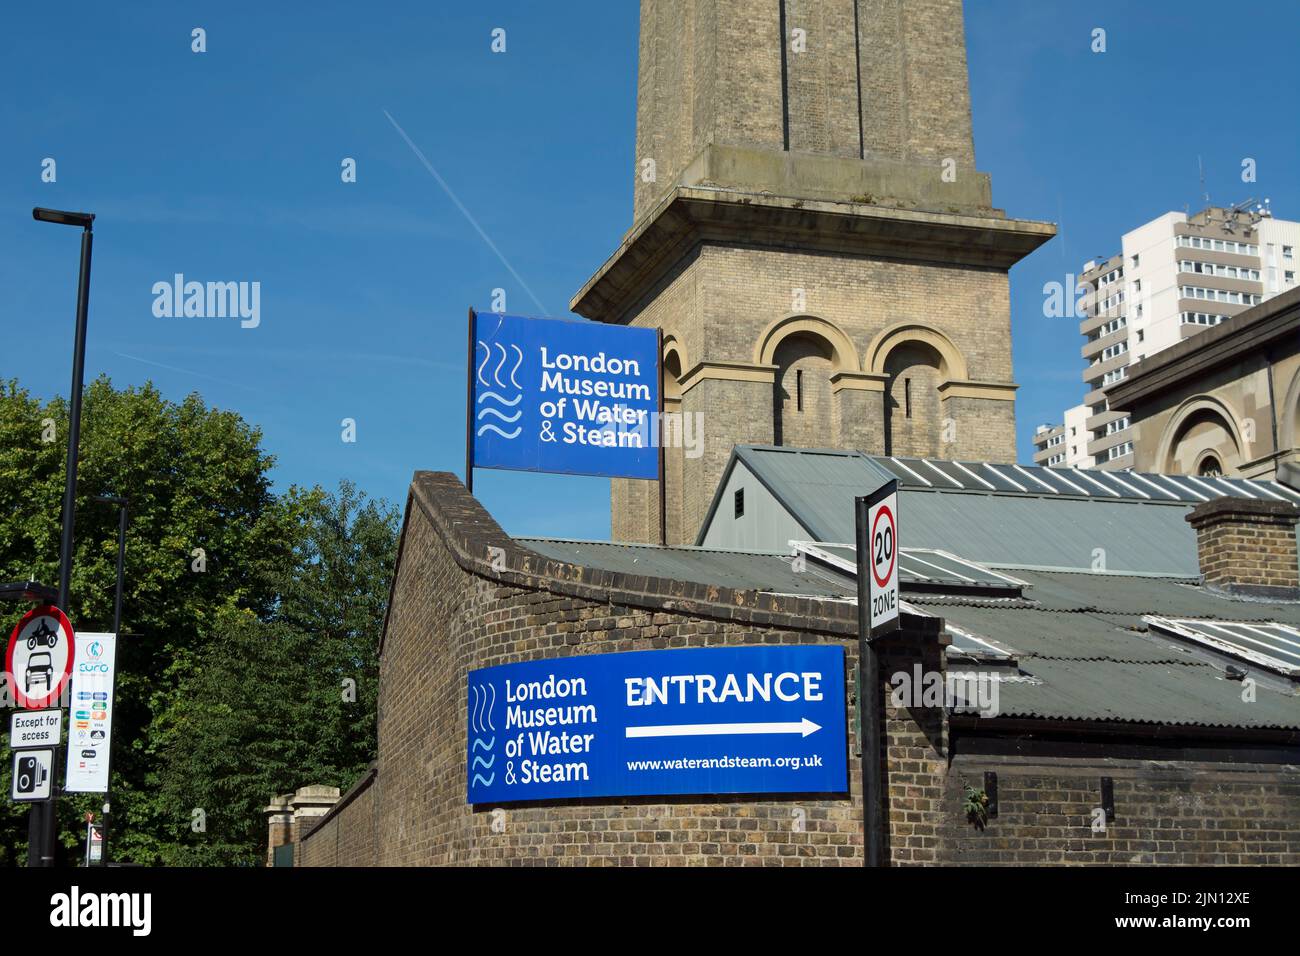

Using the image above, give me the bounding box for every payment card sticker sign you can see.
[466,646,847,804]
[64,633,117,793]
[472,312,660,480]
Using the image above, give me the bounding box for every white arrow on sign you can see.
[625,717,821,739]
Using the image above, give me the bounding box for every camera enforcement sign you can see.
[470,312,660,480]
[12,748,54,802]
[466,645,847,804]
[6,605,75,709]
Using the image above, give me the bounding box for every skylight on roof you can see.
[945,622,1015,662]
[787,541,1027,595]
[873,455,1283,504]
[1145,616,1300,677]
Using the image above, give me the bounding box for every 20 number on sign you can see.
[868,489,899,634]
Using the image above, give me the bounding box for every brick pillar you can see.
[264,794,293,866]
[291,785,341,845]
[1185,497,1300,599]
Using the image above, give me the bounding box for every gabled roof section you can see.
[696,446,893,544]
[696,445,1298,576]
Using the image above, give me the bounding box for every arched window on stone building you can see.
[773,333,835,448]
[883,341,943,457]
[1161,402,1242,476]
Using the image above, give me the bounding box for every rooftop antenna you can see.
[1198,155,1209,206]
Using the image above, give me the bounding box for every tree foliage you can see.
[0,377,397,866]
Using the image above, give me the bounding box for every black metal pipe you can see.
[112,502,125,635]
[92,494,127,866]
[465,308,476,494]
[30,211,94,868]
[58,226,93,612]
[854,494,885,867]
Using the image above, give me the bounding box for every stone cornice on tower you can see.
[571,185,1056,323]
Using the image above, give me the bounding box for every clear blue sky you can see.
[2,1,1296,540]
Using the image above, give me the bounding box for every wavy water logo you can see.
[469,681,497,788]
[476,340,524,440]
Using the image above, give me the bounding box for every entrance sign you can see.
[469,311,660,480]
[11,748,53,801]
[64,632,117,793]
[10,709,62,749]
[861,481,900,637]
[5,605,75,709]
[466,645,847,804]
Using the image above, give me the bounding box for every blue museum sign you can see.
[470,312,660,479]
[467,645,848,804]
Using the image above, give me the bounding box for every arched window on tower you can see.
[773,333,834,448]
[883,342,943,457]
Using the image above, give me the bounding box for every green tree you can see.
[152,483,397,865]
[0,377,395,865]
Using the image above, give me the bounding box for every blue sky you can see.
[2,0,1296,540]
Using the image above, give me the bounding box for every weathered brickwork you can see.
[633,0,979,220]
[1186,497,1300,597]
[295,772,378,867]
[616,243,1018,542]
[944,757,1300,865]
[300,472,947,866]
[589,1,1050,544]
[291,474,1300,867]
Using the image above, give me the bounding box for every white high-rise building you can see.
[1041,201,1298,470]
[1032,403,1093,468]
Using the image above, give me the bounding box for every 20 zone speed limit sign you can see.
[862,482,900,635]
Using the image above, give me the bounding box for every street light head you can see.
[32,207,94,229]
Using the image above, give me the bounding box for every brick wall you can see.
[290,473,1300,867]
[292,770,378,867]
[296,471,948,866]
[1186,497,1300,598]
[943,755,1300,865]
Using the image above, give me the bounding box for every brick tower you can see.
[572,0,1056,543]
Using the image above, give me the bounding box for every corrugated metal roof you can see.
[875,455,1299,505]
[706,445,1297,575]
[911,602,1300,729]
[517,538,857,599]
[518,534,1300,731]
[985,657,1300,730]
[794,541,1024,593]
[914,569,1300,624]
[895,490,1201,575]
[911,603,1189,664]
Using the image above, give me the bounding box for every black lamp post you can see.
[31,206,96,868]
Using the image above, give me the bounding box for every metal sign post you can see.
[465,308,477,494]
[855,479,899,868]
